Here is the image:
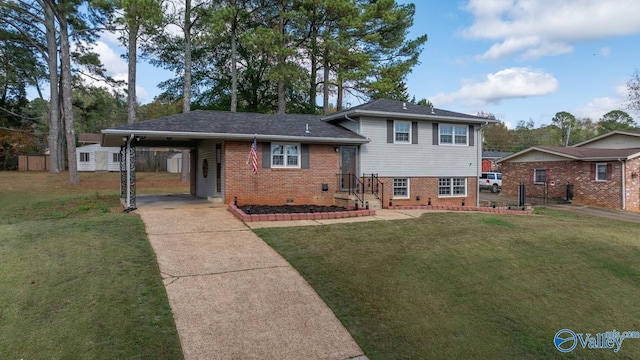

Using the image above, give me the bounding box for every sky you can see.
[91,0,640,128]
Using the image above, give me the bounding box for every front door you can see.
[340,145,358,191]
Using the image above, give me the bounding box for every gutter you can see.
[321,109,495,124]
[101,129,370,146]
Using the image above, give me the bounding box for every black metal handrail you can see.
[336,173,365,208]
[363,173,384,207]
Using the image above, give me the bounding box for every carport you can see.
[102,133,197,211]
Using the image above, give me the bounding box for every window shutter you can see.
[590,163,596,180]
[606,163,612,181]
[432,123,439,145]
[411,122,418,144]
[387,120,394,143]
[546,169,550,183]
[530,169,534,183]
[469,125,474,146]
[262,142,271,168]
[301,144,310,169]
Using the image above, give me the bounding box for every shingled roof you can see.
[101,110,368,147]
[322,98,494,123]
[499,146,640,162]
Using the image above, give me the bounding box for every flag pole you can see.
[246,133,256,165]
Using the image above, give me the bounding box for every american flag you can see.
[250,135,258,174]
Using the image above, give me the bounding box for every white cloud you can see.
[430,67,558,106]
[99,30,122,46]
[574,96,623,120]
[462,0,640,60]
[91,40,128,78]
[136,86,149,102]
[599,47,611,57]
[574,83,629,120]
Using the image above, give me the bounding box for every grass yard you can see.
[255,208,640,359]
[0,172,188,359]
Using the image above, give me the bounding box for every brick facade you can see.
[224,141,339,206]
[223,141,481,208]
[379,176,478,208]
[500,160,639,210]
[624,158,640,212]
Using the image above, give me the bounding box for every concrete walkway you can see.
[134,193,640,359]
[135,196,366,360]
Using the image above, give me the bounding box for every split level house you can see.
[101,99,496,209]
[498,130,640,211]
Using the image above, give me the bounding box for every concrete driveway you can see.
[135,195,365,360]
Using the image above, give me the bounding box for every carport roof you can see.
[101,110,368,147]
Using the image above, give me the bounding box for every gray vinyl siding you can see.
[336,119,360,133]
[359,116,480,177]
[196,140,222,198]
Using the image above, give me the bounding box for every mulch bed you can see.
[238,205,347,215]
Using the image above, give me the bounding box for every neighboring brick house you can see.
[101,99,495,209]
[498,130,640,211]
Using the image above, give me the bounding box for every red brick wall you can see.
[501,160,624,209]
[624,158,640,211]
[224,141,339,206]
[378,176,478,207]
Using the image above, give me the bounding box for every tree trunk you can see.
[276,4,286,114]
[337,71,343,112]
[44,0,60,172]
[230,17,238,112]
[127,23,138,125]
[309,23,317,112]
[58,14,79,184]
[322,54,329,115]
[180,0,192,182]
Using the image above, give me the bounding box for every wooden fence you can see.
[18,155,49,171]
[18,150,172,172]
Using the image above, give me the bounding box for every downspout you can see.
[344,113,359,133]
[477,122,488,207]
[126,134,134,209]
[619,159,626,210]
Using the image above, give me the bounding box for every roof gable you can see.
[573,130,640,147]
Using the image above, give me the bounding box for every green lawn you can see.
[0,172,186,359]
[255,208,640,359]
